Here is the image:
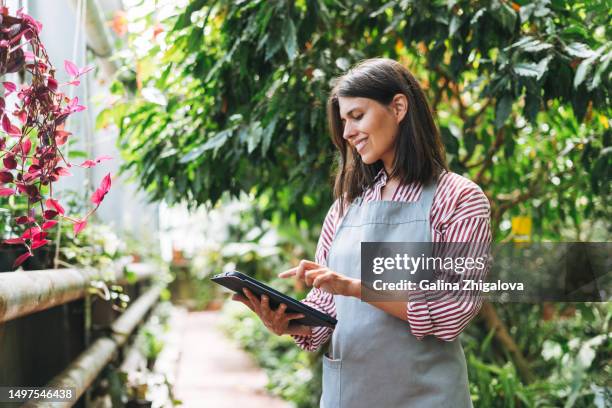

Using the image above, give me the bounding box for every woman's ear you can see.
[391,93,408,124]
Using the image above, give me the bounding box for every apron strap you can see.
[419,177,438,217]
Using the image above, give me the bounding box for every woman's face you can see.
[338,95,407,169]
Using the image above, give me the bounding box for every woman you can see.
[233,58,491,407]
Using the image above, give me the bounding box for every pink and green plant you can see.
[0,7,111,267]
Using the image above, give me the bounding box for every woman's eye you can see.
[354,114,363,120]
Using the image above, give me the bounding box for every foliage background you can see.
[100,0,611,407]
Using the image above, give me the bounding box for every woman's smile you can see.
[354,137,368,153]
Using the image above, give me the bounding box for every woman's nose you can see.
[343,121,358,140]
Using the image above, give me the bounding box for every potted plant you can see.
[125,370,153,408]
[0,7,112,270]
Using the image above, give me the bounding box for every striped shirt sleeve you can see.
[407,176,492,341]
[291,200,339,351]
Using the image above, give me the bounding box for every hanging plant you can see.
[0,7,111,268]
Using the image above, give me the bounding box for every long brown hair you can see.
[327,58,448,215]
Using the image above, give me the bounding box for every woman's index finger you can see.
[278,267,298,278]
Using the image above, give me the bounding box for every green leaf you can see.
[282,18,297,61]
[179,129,234,163]
[495,94,513,129]
[470,8,486,25]
[440,125,459,155]
[514,62,541,78]
[574,57,595,88]
[449,15,461,37]
[68,150,88,159]
[247,121,264,154]
[565,42,596,59]
[514,55,551,80]
[490,0,517,33]
[141,87,168,106]
[521,41,553,53]
[261,117,278,156]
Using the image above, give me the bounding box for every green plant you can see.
[101,0,609,234]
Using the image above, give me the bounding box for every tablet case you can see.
[211,271,337,328]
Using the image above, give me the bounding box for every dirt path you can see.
[173,310,289,408]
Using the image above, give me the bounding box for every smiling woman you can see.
[232,57,491,408]
[328,58,448,215]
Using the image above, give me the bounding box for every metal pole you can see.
[0,263,156,324]
[23,285,162,408]
[68,0,118,77]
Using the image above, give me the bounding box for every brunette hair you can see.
[327,58,448,215]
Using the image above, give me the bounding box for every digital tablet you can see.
[211,271,337,328]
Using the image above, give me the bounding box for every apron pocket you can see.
[321,353,342,408]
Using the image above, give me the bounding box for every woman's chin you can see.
[360,152,378,165]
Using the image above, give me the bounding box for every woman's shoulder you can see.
[435,171,490,214]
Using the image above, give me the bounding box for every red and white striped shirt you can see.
[292,169,492,350]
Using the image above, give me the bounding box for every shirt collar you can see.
[374,167,388,185]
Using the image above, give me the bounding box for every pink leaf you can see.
[21,227,41,239]
[2,114,11,133]
[79,65,95,76]
[43,210,58,219]
[33,231,48,242]
[2,115,21,136]
[66,96,86,113]
[3,238,24,245]
[64,60,79,77]
[31,239,49,250]
[15,110,26,124]
[0,171,13,183]
[21,138,32,155]
[54,167,72,176]
[45,198,65,215]
[96,155,113,163]
[13,252,32,268]
[91,189,104,205]
[73,219,87,236]
[3,82,16,92]
[100,173,112,192]
[0,187,14,196]
[80,156,112,169]
[42,220,58,230]
[91,173,112,205]
[55,130,71,145]
[15,215,33,224]
[47,77,58,91]
[3,155,17,169]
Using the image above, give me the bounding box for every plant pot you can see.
[23,247,55,270]
[126,399,153,408]
[0,244,25,272]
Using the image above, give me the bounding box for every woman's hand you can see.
[231,288,312,337]
[279,259,361,298]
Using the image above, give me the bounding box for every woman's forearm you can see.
[286,324,313,336]
[350,281,408,321]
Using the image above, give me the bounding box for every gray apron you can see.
[321,180,472,408]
